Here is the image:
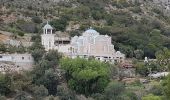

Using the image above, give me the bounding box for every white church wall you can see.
[55,44,71,54]
[41,34,55,51]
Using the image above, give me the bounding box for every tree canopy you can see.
[60,58,110,96]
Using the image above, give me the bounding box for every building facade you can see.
[0,53,34,72]
[70,28,125,63]
[41,22,55,51]
[41,22,71,53]
[41,23,125,63]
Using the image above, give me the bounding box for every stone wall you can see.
[0,53,34,72]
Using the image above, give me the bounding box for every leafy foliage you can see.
[57,85,78,100]
[142,94,162,100]
[103,81,138,100]
[156,48,170,70]
[50,15,70,32]
[60,58,110,96]
[29,42,45,63]
[0,74,12,96]
[32,50,61,95]
[1,0,170,99]
[104,81,126,100]
[32,16,42,24]
[162,75,170,99]
[0,44,7,53]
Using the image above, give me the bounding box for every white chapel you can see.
[41,23,125,63]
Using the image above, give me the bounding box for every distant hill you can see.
[0,0,170,58]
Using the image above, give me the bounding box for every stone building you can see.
[41,22,71,53]
[70,28,125,63]
[41,22,55,51]
[0,53,34,72]
[41,23,125,63]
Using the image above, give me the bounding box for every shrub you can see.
[50,15,69,31]
[60,58,110,96]
[32,16,42,24]
[17,30,25,37]
[18,23,38,33]
[129,6,142,13]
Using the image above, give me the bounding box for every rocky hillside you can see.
[0,0,170,58]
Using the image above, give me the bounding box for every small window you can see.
[22,57,24,60]
[0,56,2,58]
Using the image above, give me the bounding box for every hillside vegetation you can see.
[1,0,170,59]
[0,0,170,58]
[0,0,170,100]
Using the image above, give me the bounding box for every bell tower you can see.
[41,21,55,51]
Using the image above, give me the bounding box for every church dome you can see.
[95,35,107,41]
[43,22,53,29]
[83,28,99,36]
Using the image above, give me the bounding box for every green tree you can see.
[0,74,12,96]
[118,44,134,58]
[16,45,26,53]
[7,45,17,54]
[31,49,45,63]
[142,94,162,100]
[92,11,103,20]
[33,85,48,99]
[32,16,42,24]
[149,82,163,96]
[163,75,170,99]
[32,63,59,95]
[156,48,170,70]
[75,6,90,19]
[50,15,69,31]
[104,81,125,100]
[31,35,41,42]
[60,58,110,96]
[134,49,144,60]
[17,30,25,37]
[0,43,7,53]
[57,85,78,100]
[135,62,148,76]
[32,50,61,95]
[12,73,32,91]
[29,42,45,63]
[44,50,62,67]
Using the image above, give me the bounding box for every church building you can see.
[41,23,125,63]
[70,28,125,63]
[41,22,55,51]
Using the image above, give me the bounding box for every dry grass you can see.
[0,33,9,42]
